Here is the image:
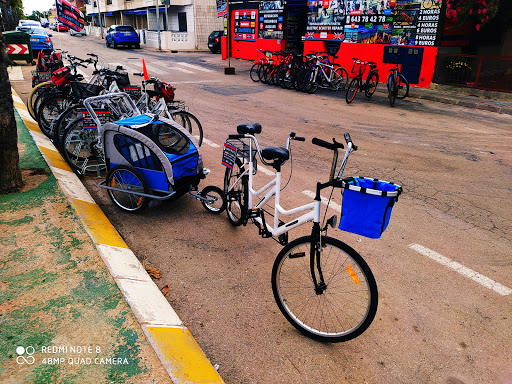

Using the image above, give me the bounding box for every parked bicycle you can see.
[345,58,379,104]
[217,125,402,341]
[301,51,349,94]
[387,60,410,107]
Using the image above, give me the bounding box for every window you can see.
[93,1,97,7]
[116,26,135,31]
[178,12,187,32]
[106,0,112,4]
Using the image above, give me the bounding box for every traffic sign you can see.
[7,44,29,55]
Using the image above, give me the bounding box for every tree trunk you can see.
[0,13,23,194]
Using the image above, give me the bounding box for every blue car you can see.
[16,26,53,53]
[106,25,140,49]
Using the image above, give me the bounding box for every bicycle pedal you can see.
[248,209,260,218]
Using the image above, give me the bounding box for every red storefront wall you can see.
[304,40,438,88]
[227,10,438,88]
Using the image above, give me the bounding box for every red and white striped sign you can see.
[7,44,29,55]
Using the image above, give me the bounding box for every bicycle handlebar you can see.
[312,137,344,150]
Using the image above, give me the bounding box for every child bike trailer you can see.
[99,113,225,213]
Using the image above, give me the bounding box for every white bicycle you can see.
[220,125,401,342]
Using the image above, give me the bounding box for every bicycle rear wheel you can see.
[396,73,409,99]
[170,110,203,146]
[387,74,397,107]
[365,72,379,98]
[28,82,54,120]
[106,165,149,213]
[272,235,378,342]
[345,78,359,104]
[333,66,349,91]
[303,69,318,94]
[224,157,247,226]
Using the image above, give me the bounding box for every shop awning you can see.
[104,12,113,16]
[134,9,147,15]
[89,12,98,16]
[149,6,166,12]
[122,10,134,14]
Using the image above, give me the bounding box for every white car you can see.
[70,28,86,36]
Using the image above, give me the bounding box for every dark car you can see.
[106,25,140,49]
[208,31,223,53]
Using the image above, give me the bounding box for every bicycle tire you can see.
[303,69,318,94]
[62,117,104,175]
[224,157,247,226]
[396,73,409,99]
[170,110,203,147]
[333,66,349,92]
[250,63,262,82]
[37,96,67,138]
[271,235,378,342]
[200,185,226,214]
[53,105,82,152]
[259,63,270,83]
[365,72,379,98]
[388,74,396,107]
[345,77,359,104]
[106,165,149,213]
[28,82,54,120]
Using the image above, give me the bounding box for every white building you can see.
[85,0,223,50]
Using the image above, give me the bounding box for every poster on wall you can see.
[305,0,443,46]
[258,1,284,39]
[217,0,227,17]
[305,0,346,41]
[234,10,257,41]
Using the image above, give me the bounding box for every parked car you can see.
[15,26,53,54]
[105,25,140,49]
[48,22,56,30]
[40,18,49,28]
[18,20,42,28]
[208,30,223,54]
[56,23,69,32]
[70,28,86,37]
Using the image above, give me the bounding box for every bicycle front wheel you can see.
[28,82,54,120]
[345,78,359,104]
[170,111,203,146]
[250,63,262,82]
[272,235,378,342]
[224,157,247,226]
[396,73,409,99]
[365,72,379,98]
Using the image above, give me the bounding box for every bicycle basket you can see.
[351,62,368,76]
[115,71,131,87]
[159,82,175,103]
[70,82,105,98]
[338,177,402,239]
[51,67,70,85]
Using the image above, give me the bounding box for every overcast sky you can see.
[22,0,55,15]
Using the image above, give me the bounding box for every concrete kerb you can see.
[11,88,225,384]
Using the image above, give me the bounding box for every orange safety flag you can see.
[142,59,149,80]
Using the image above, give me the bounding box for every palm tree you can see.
[0,12,23,194]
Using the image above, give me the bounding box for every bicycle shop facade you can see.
[221,0,445,88]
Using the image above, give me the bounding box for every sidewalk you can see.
[0,91,224,383]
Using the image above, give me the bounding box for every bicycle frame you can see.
[227,134,354,238]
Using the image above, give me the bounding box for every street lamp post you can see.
[97,0,104,38]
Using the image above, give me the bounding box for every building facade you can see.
[85,0,223,50]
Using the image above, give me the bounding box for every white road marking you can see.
[166,66,193,74]
[175,62,213,72]
[409,244,512,296]
[7,66,24,81]
[171,80,221,84]
[198,137,220,148]
[258,166,274,176]
[301,190,341,212]
[131,61,167,75]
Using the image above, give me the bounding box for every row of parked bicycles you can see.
[29,50,204,177]
[249,49,410,106]
[25,49,403,344]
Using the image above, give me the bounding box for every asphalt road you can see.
[15,31,512,384]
